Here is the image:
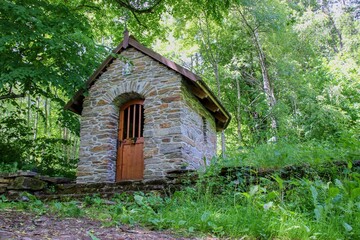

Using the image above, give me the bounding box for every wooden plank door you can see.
[116,99,144,181]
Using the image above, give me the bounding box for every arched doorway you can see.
[116,99,144,181]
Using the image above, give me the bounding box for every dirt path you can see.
[0,209,212,240]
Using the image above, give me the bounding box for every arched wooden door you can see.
[116,99,144,181]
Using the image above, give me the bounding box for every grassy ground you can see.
[1,160,360,239]
[225,139,360,168]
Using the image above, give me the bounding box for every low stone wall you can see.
[0,171,72,199]
[0,170,196,201]
[219,160,360,183]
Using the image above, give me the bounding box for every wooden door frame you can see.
[116,99,144,181]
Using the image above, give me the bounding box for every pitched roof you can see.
[64,30,231,131]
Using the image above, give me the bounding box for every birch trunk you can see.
[253,30,278,132]
[235,75,242,142]
[321,0,343,52]
[238,8,278,138]
[44,98,48,136]
[27,95,31,129]
[33,97,40,140]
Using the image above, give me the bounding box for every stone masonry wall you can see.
[0,170,197,201]
[180,81,217,169]
[78,48,184,183]
[77,47,219,183]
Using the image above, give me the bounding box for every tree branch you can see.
[75,4,101,11]
[0,93,25,100]
[130,10,146,27]
[114,0,162,13]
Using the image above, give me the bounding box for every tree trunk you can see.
[27,95,31,129]
[44,98,49,136]
[235,75,243,142]
[33,97,40,140]
[213,61,226,158]
[253,30,278,133]
[49,98,52,134]
[63,127,69,162]
[237,8,278,138]
[321,1,343,52]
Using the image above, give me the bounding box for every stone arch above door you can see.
[102,81,154,107]
[113,92,144,108]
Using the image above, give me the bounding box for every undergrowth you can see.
[225,139,360,168]
[1,161,360,239]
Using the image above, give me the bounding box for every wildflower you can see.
[263,201,274,211]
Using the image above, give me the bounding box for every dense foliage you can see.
[0,0,107,176]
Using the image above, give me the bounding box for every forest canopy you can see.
[0,0,359,176]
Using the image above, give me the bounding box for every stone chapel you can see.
[65,31,230,183]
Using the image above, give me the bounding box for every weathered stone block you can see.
[161,96,181,103]
[37,176,73,184]
[7,171,37,178]
[0,178,11,184]
[160,123,171,128]
[8,177,46,191]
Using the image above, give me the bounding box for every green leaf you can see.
[335,179,344,189]
[249,185,259,197]
[88,232,101,240]
[272,175,284,189]
[343,222,353,232]
[310,185,318,205]
[266,191,279,201]
[178,220,186,225]
[241,192,251,199]
[201,211,211,222]
[328,187,340,198]
[314,205,323,221]
[351,188,360,200]
[134,195,144,206]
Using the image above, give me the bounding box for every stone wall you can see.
[77,47,218,183]
[0,170,196,201]
[0,171,73,198]
[180,80,217,169]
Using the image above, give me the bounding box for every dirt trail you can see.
[0,209,212,240]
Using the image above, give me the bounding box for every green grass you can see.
[1,162,360,239]
[225,139,360,168]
